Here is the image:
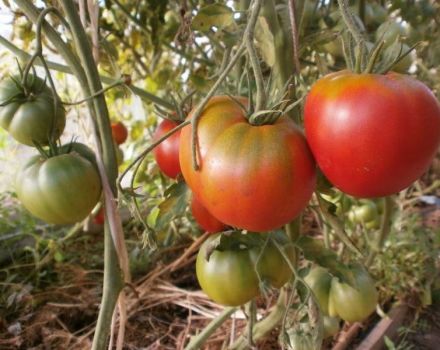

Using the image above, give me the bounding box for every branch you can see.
[0,34,174,109]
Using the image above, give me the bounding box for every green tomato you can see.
[329,264,378,323]
[376,20,408,48]
[196,233,295,306]
[287,332,315,350]
[323,316,340,338]
[0,75,66,146]
[348,202,379,224]
[304,266,333,315]
[16,144,102,224]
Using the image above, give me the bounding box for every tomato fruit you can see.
[0,75,66,146]
[348,202,379,225]
[16,143,102,225]
[94,207,105,225]
[376,20,409,48]
[196,232,295,306]
[323,316,340,338]
[111,121,128,145]
[304,71,440,198]
[328,264,378,323]
[180,96,316,232]
[304,266,333,315]
[191,194,227,233]
[153,119,181,179]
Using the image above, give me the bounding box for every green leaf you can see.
[296,236,355,286]
[255,17,275,67]
[191,4,234,33]
[155,181,189,231]
[384,336,396,350]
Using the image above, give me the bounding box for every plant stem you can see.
[365,196,393,267]
[58,2,126,350]
[184,307,237,350]
[336,0,365,50]
[288,0,301,74]
[0,34,174,109]
[317,194,363,258]
[230,289,288,350]
[245,0,265,113]
[62,80,124,105]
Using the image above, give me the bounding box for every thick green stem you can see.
[184,307,237,350]
[58,2,125,350]
[365,196,394,267]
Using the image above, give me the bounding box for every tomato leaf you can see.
[191,4,234,33]
[155,181,189,231]
[296,236,355,286]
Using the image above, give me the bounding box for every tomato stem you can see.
[317,194,364,258]
[62,80,124,105]
[287,0,301,74]
[245,0,265,113]
[365,196,394,267]
[337,0,368,72]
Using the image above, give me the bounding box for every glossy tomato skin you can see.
[328,264,378,323]
[16,145,102,225]
[305,71,440,198]
[196,233,295,306]
[304,266,333,315]
[153,119,181,178]
[0,75,66,146]
[191,194,227,233]
[180,96,316,232]
[111,121,128,145]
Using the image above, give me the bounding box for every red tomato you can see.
[304,71,440,198]
[191,194,227,233]
[153,119,181,178]
[179,96,316,232]
[94,207,105,225]
[111,121,128,145]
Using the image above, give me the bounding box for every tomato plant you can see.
[191,194,227,233]
[16,143,102,225]
[0,75,66,146]
[111,121,128,145]
[328,264,378,323]
[304,71,440,198]
[180,96,316,232]
[153,119,181,179]
[196,232,295,306]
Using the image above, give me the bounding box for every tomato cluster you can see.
[196,232,295,306]
[304,265,378,326]
[0,74,103,225]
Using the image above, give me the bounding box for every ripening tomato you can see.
[328,264,378,323]
[304,71,440,198]
[0,75,65,146]
[16,143,102,224]
[153,119,181,178]
[191,194,227,233]
[111,121,128,145]
[179,96,316,232]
